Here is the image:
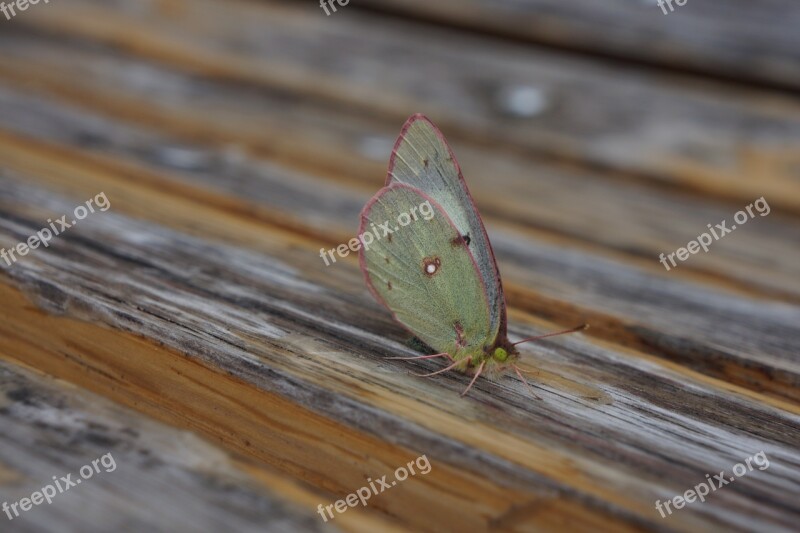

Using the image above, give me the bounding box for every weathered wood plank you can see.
[0,2,797,532]
[0,273,640,532]
[357,0,800,91]
[0,101,797,402]
[14,0,800,212]
[0,32,798,305]
[0,360,375,532]
[0,167,798,531]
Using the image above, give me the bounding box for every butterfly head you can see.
[480,342,520,373]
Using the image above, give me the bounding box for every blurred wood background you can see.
[0,0,798,531]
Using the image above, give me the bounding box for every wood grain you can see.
[0,42,798,305]
[0,1,797,531]
[1,163,798,531]
[357,0,800,91]
[0,110,797,403]
[0,359,401,532]
[13,0,800,213]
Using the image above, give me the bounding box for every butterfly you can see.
[359,114,586,397]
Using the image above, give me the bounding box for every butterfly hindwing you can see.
[386,114,506,341]
[359,184,493,359]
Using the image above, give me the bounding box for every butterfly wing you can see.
[385,114,507,341]
[359,183,493,359]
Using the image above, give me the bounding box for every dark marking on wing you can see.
[450,233,471,247]
[450,236,463,247]
[423,158,429,168]
[387,233,393,243]
[387,281,393,290]
[454,321,466,348]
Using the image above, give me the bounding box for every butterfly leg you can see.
[412,357,469,377]
[460,360,485,397]
[385,352,453,362]
[513,364,542,400]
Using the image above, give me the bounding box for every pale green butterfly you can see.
[359,114,586,397]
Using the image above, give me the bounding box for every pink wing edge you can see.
[383,113,509,339]
[357,182,492,348]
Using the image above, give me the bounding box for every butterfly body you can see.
[360,115,518,374]
[359,114,584,396]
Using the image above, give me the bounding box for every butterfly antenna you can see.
[513,364,542,400]
[460,361,485,397]
[512,323,589,347]
[386,352,453,362]
[413,357,469,378]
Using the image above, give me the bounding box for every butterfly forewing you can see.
[386,115,506,340]
[359,184,493,359]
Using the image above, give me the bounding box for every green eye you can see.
[493,347,508,362]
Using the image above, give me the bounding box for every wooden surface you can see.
[0,361,376,532]
[0,1,798,531]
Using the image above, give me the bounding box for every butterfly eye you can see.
[422,257,441,277]
[493,348,508,362]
